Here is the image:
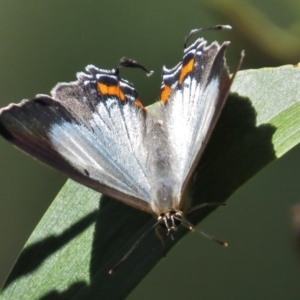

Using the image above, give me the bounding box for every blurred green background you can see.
[0,0,300,299]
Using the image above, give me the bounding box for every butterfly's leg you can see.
[187,202,226,214]
[155,226,166,257]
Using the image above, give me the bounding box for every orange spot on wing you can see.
[160,85,172,103]
[97,82,108,94]
[97,83,126,101]
[135,99,147,112]
[178,58,194,84]
[134,99,144,108]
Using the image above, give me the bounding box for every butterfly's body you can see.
[0,33,235,235]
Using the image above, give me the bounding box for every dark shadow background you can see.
[0,1,300,299]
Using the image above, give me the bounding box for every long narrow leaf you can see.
[1,64,300,299]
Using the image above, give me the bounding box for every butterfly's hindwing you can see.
[160,38,232,198]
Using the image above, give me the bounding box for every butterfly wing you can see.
[0,65,153,213]
[159,38,233,201]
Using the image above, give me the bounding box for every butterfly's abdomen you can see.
[146,117,181,216]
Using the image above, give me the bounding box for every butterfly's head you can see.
[158,210,182,233]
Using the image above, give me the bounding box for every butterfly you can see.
[0,25,240,272]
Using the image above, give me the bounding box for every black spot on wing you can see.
[34,97,53,107]
[0,119,13,140]
[98,74,118,86]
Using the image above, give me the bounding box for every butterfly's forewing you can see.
[160,38,232,201]
[0,66,153,213]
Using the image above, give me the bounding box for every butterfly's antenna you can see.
[117,57,154,77]
[174,215,228,247]
[184,24,232,48]
[109,221,159,275]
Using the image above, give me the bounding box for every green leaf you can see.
[1,64,300,299]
